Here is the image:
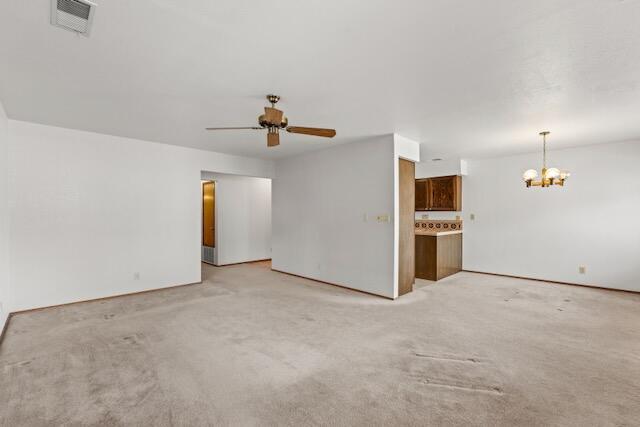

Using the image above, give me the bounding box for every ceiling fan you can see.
[206,94,336,147]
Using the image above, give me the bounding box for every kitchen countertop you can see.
[415,229,463,237]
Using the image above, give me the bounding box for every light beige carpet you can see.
[1,262,639,426]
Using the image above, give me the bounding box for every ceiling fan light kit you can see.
[206,94,336,147]
[522,131,570,188]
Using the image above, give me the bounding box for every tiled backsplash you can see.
[415,212,461,221]
[415,219,463,231]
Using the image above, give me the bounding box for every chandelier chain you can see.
[543,132,547,169]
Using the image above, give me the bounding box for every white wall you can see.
[415,158,466,179]
[463,140,640,291]
[0,100,10,331]
[272,136,396,298]
[201,172,271,266]
[8,120,274,311]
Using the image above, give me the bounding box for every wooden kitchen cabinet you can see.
[415,175,461,211]
[415,233,462,281]
[428,175,461,211]
[415,179,428,211]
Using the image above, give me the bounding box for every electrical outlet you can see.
[470,213,476,220]
[133,272,140,280]
[421,214,429,219]
[578,266,586,274]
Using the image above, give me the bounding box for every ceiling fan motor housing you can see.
[258,113,288,129]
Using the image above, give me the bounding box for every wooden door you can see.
[415,179,427,211]
[202,181,215,247]
[398,159,415,296]
[427,175,461,211]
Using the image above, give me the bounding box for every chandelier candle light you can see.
[522,131,570,188]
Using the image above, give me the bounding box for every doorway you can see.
[200,172,272,268]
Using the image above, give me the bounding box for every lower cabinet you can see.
[415,233,462,281]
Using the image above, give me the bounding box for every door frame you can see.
[398,158,416,296]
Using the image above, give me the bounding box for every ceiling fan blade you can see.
[206,127,263,130]
[267,130,280,147]
[286,126,336,138]
[264,107,284,125]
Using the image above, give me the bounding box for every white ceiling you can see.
[1,0,640,160]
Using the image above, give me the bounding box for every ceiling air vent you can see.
[50,0,96,36]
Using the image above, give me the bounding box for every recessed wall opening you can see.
[200,171,272,272]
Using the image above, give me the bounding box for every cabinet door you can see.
[415,179,428,211]
[427,175,461,211]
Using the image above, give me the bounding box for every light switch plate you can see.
[377,215,390,223]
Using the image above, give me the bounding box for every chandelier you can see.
[522,131,570,188]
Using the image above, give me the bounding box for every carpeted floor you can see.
[1,262,639,426]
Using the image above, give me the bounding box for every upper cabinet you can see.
[415,175,462,211]
[415,179,428,211]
